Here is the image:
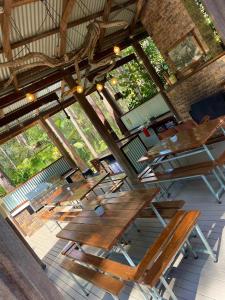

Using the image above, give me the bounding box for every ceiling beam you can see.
[0,95,76,145]
[0,28,147,108]
[0,52,136,133]
[1,0,19,90]
[1,0,136,54]
[59,0,77,57]
[130,0,145,34]
[0,92,58,127]
[13,0,39,7]
[98,0,113,49]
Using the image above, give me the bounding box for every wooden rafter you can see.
[98,0,113,49]
[1,0,18,89]
[130,0,145,34]
[59,0,77,57]
[0,93,58,127]
[0,29,146,108]
[13,0,39,7]
[0,0,136,54]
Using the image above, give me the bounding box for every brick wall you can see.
[182,0,223,56]
[140,0,207,68]
[140,0,224,120]
[166,54,225,120]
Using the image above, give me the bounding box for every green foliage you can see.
[109,38,168,110]
[0,125,61,186]
[0,38,169,190]
[0,185,6,197]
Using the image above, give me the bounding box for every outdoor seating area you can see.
[0,0,225,299]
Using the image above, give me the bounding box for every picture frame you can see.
[167,30,206,72]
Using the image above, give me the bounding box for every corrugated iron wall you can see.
[3,157,72,212]
[121,136,148,173]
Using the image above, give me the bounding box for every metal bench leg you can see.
[216,166,225,183]
[116,244,136,266]
[160,276,177,300]
[136,284,155,300]
[111,295,119,300]
[133,221,141,232]
[150,203,167,227]
[185,239,198,259]
[159,182,170,197]
[201,175,221,203]
[69,273,89,297]
[212,169,225,189]
[56,221,62,229]
[195,224,217,262]
[151,287,163,300]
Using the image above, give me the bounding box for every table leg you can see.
[150,203,167,227]
[203,144,215,161]
[160,276,177,300]
[221,127,225,136]
[116,243,136,266]
[195,224,217,262]
[69,273,89,296]
[203,144,225,190]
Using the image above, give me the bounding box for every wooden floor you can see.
[27,179,225,300]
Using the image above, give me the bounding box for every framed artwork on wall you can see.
[167,30,206,73]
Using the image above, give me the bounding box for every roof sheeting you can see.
[10,0,63,43]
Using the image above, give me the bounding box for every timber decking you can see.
[27,179,225,300]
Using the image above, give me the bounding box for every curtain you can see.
[202,0,225,43]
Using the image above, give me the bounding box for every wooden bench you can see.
[60,210,215,299]
[138,200,185,219]
[109,180,124,193]
[140,159,224,203]
[40,210,80,223]
[60,258,125,299]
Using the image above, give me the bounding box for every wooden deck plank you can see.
[26,179,225,300]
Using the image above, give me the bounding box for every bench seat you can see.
[60,210,214,299]
[109,181,124,193]
[138,200,185,219]
[40,210,80,222]
[141,211,200,287]
[60,258,125,297]
[141,162,215,184]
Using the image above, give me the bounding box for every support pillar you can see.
[101,88,128,135]
[0,167,14,193]
[39,119,78,170]
[0,203,63,299]
[45,118,87,171]
[66,107,98,158]
[64,75,139,184]
[86,95,119,140]
[132,40,180,120]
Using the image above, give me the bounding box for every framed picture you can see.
[167,31,205,71]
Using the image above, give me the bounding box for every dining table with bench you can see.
[54,188,216,300]
[40,172,128,226]
[138,117,225,202]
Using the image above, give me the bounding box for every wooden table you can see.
[139,117,225,164]
[45,173,110,207]
[56,188,159,253]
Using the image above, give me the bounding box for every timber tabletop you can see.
[56,188,159,250]
[139,117,225,162]
[47,173,109,206]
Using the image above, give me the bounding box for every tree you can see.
[109,37,168,110]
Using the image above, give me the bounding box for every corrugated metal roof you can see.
[10,0,63,43]
[0,0,140,125]
[106,3,135,36]
[69,0,105,23]
[0,0,137,84]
